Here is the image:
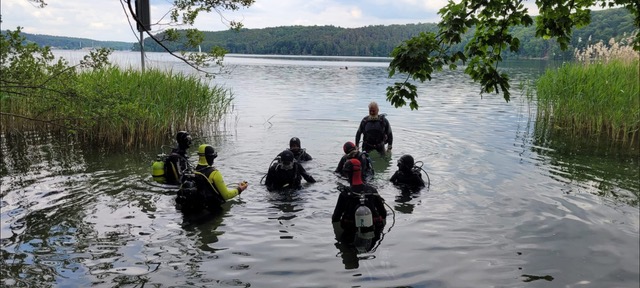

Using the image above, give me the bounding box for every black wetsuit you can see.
[335,151,373,180]
[265,162,316,191]
[390,168,425,189]
[176,165,226,214]
[332,184,387,231]
[165,147,189,185]
[282,148,313,162]
[355,115,393,155]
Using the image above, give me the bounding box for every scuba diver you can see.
[335,141,373,181]
[389,154,430,191]
[286,137,312,162]
[390,154,426,189]
[164,131,193,185]
[332,158,387,246]
[265,149,316,191]
[355,101,393,156]
[175,144,248,214]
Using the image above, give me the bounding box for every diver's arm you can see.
[355,118,366,147]
[370,186,387,218]
[389,171,399,183]
[335,156,346,173]
[264,165,276,188]
[385,117,393,146]
[332,193,347,222]
[299,165,316,183]
[210,170,239,200]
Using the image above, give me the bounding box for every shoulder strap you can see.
[194,168,219,194]
[193,170,226,206]
[196,166,216,176]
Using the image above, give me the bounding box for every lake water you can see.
[1,51,638,287]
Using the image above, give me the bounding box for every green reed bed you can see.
[1,66,232,147]
[72,67,233,146]
[536,60,639,146]
[1,73,79,132]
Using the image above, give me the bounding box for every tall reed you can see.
[536,35,639,148]
[1,66,233,147]
[73,67,233,147]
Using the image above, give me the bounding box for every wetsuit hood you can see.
[344,158,363,185]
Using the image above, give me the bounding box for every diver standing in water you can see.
[335,141,374,181]
[265,149,316,191]
[355,101,393,156]
[390,154,426,189]
[332,158,387,248]
[176,144,248,214]
[164,131,193,185]
[286,137,313,162]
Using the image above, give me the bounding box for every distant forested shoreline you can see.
[7,8,636,60]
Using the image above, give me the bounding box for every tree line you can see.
[7,8,635,60]
[7,32,133,50]
[137,8,636,59]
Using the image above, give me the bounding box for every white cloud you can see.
[0,0,558,42]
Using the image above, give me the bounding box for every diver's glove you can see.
[238,181,249,194]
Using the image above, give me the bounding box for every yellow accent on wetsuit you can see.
[206,169,240,200]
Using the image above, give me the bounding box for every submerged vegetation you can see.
[1,28,232,148]
[535,35,639,152]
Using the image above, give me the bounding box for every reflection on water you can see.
[1,53,639,287]
[368,150,393,175]
[532,118,640,206]
[333,222,386,270]
[394,189,424,215]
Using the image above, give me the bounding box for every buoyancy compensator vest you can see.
[363,115,387,144]
[175,167,225,213]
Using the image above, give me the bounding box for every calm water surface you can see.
[1,51,638,287]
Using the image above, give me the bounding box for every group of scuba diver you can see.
[151,101,430,256]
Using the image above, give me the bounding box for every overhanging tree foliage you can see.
[1,28,112,129]
[2,0,254,132]
[387,0,640,110]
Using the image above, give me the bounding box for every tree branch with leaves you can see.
[387,0,639,110]
[125,0,255,76]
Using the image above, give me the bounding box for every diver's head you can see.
[280,149,295,170]
[343,141,356,154]
[198,144,217,166]
[368,101,379,117]
[176,131,192,150]
[289,137,301,153]
[397,154,415,172]
[343,158,363,185]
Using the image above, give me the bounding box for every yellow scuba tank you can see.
[151,153,167,183]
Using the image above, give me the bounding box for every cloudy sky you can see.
[1,0,461,42]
